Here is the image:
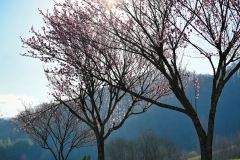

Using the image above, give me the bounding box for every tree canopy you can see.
[21,0,240,159]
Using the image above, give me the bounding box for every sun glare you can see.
[104,0,119,10]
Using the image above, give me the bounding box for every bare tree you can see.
[105,137,132,160]
[134,129,181,160]
[213,132,240,159]
[13,102,95,160]
[105,129,182,160]
[134,129,160,160]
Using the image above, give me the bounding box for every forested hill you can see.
[0,119,96,160]
[108,72,240,150]
[0,72,240,158]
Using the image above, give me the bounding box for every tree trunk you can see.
[194,127,212,160]
[97,138,105,160]
[195,116,215,160]
[199,138,212,160]
[191,111,214,160]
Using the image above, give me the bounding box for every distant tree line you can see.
[0,136,94,160]
[106,129,240,160]
[1,119,240,160]
[185,132,240,160]
[105,129,184,160]
[212,132,240,160]
[0,137,43,160]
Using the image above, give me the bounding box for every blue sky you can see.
[0,0,213,118]
[0,0,64,117]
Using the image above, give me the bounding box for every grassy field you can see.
[188,144,240,160]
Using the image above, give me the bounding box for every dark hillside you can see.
[109,73,240,151]
[0,72,239,157]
